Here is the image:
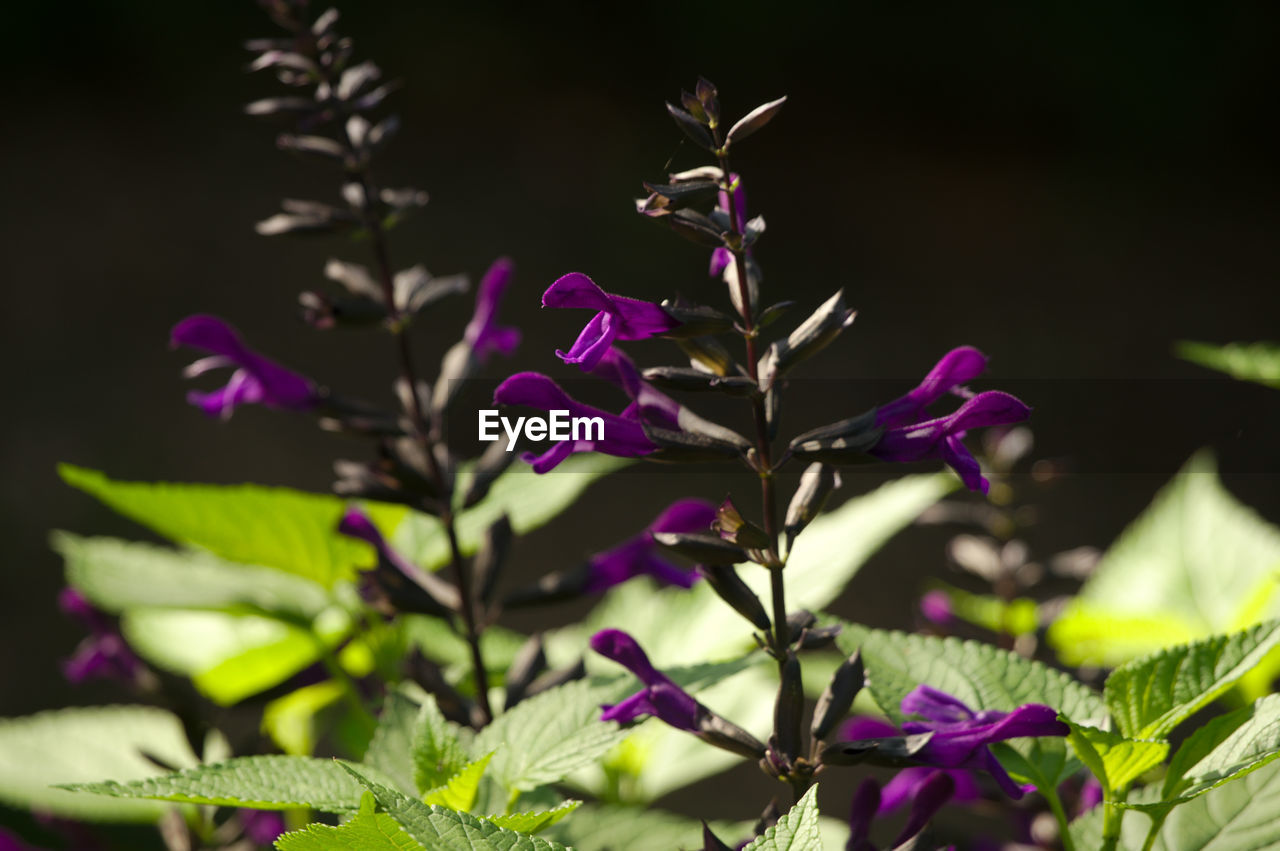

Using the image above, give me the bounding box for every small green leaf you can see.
[934,582,1039,637]
[1177,341,1280,390]
[487,800,581,834]
[61,756,399,813]
[394,454,629,570]
[744,785,821,850]
[542,804,735,850]
[1105,620,1280,739]
[262,681,346,756]
[275,790,423,850]
[363,687,427,795]
[0,706,201,822]
[838,623,1106,790]
[58,464,405,587]
[53,533,332,621]
[423,752,493,812]
[412,694,470,795]
[342,765,570,850]
[1065,721,1169,797]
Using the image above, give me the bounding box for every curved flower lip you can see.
[543,273,680,371]
[172,315,317,419]
[590,629,700,731]
[464,257,521,360]
[492,370,659,473]
[582,498,717,593]
[875,346,988,429]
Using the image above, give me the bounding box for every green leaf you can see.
[363,687,429,795]
[263,681,347,756]
[412,693,471,795]
[61,755,398,813]
[1065,721,1169,797]
[394,454,629,570]
[1105,620,1280,739]
[342,765,570,850]
[53,533,332,621]
[838,623,1106,790]
[0,705,201,822]
[276,791,424,850]
[59,464,404,587]
[1131,694,1280,810]
[402,615,528,683]
[935,582,1039,637]
[744,785,821,850]
[121,607,347,705]
[487,800,581,834]
[1048,452,1280,684]
[541,804,727,850]
[1177,340,1280,390]
[423,753,493,811]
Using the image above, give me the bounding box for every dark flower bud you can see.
[695,77,720,126]
[472,515,512,606]
[635,180,720,217]
[393,266,468,317]
[701,823,733,851]
[786,610,817,642]
[656,299,737,338]
[788,409,883,464]
[404,652,474,727]
[299,290,387,329]
[462,437,519,509]
[712,497,772,550]
[784,463,843,551]
[679,90,709,124]
[276,133,344,162]
[698,711,767,760]
[666,209,729,248]
[642,366,757,397]
[642,407,753,462]
[651,532,747,565]
[819,732,935,767]
[676,336,738,377]
[756,300,795,329]
[811,650,864,742]
[725,96,787,146]
[774,651,804,762]
[666,102,716,151]
[698,565,771,631]
[757,289,856,390]
[795,624,841,651]
[523,658,587,700]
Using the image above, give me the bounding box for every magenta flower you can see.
[338,508,459,615]
[463,257,521,361]
[238,809,286,845]
[869,348,1029,494]
[708,173,748,279]
[172,315,318,419]
[846,772,957,851]
[591,629,700,731]
[919,590,954,626]
[584,499,718,592]
[58,588,145,686]
[542,272,679,371]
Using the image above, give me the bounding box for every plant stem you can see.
[1042,784,1078,851]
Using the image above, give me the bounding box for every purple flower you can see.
[709,173,748,280]
[583,499,718,592]
[591,629,700,731]
[543,273,680,371]
[239,809,286,845]
[58,588,145,686]
[899,685,1068,799]
[171,315,318,419]
[869,348,1029,494]
[840,718,982,815]
[463,257,521,361]
[846,772,957,851]
[338,508,459,614]
[919,590,954,626]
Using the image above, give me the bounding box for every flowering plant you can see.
[4,4,1280,851]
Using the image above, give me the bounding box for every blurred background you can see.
[3,0,1279,836]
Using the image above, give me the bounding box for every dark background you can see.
[4,0,1280,839]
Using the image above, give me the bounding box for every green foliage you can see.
[263,681,347,756]
[933,582,1039,637]
[1065,721,1168,797]
[1105,620,1280,739]
[423,753,493,811]
[838,623,1106,790]
[393,454,631,569]
[0,705,201,822]
[1177,340,1280,390]
[541,805,723,851]
[61,755,399,813]
[276,791,423,851]
[1049,452,1280,699]
[343,765,570,850]
[411,693,471,795]
[59,464,403,587]
[743,785,821,850]
[487,801,581,834]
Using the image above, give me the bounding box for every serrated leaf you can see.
[1105,620,1280,739]
[364,687,426,794]
[59,465,404,587]
[276,790,424,850]
[61,756,399,813]
[487,800,581,833]
[1065,721,1168,796]
[542,804,736,851]
[394,454,628,571]
[413,693,470,795]
[423,753,493,811]
[0,706,200,822]
[1177,340,1280,389]
[343,766,570,850]
[263,681,347,756]
[1048,452,1280,688]
[1133,694,1280,809]
[121,608,348,705]
[838,624,1106,790]
[53,533,332,621]
[744,785,820,850]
